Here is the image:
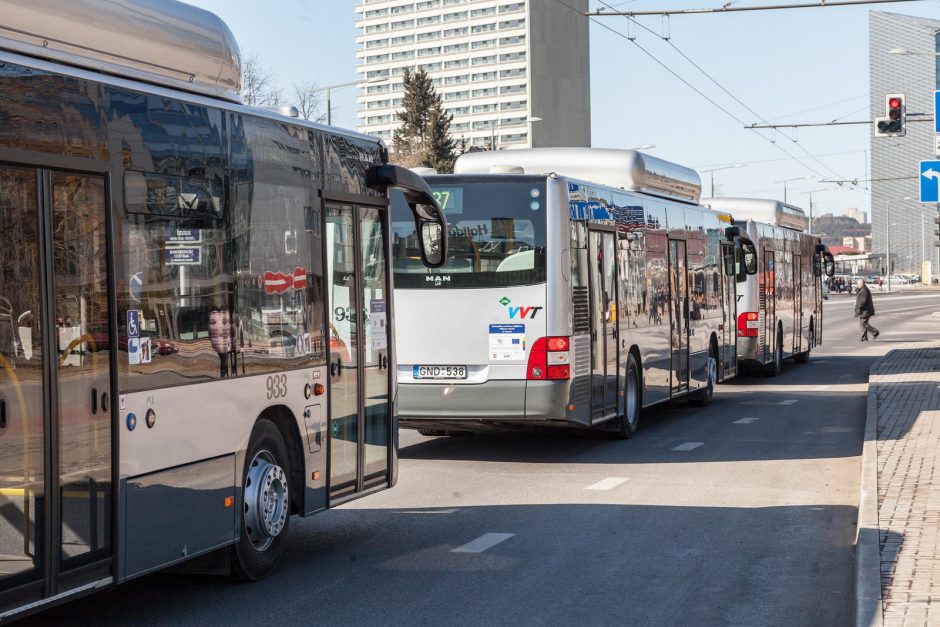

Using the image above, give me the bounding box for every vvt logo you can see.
[498,296,543,319]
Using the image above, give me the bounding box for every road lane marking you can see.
[672,442,703,451]
[734,417,759,424]
[399,509,460,515]
[780,399,798,405]
[451,533,515,554]
[811,385,830,391]
[586,477,629,491]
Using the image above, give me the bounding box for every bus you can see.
[702,198,834,375]
[391,148,757,437]
[0,0,446,619]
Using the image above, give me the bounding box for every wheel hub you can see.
[244,451,289,550]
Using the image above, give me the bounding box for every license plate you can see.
[413,365,467,379]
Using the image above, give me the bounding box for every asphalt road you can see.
[25,290,940,626]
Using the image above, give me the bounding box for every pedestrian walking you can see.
[877,276,883,292]
[854,278,879,341]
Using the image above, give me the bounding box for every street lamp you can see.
[774,175,813,203]
[885,196,913,293]
[313,77,386,125]
[490,116,541,151]
[629,144,656,151]
[797,187,836,235]
[700,164,745,197]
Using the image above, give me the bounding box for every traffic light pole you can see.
[886,199,892,293]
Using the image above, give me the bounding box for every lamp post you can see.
[887,47,940,57]
[885,196,913,293]
[628,144,656,151]
[798,187,835,235]
[700,164,745,197]
[774,175,813,203]
[313,78,386,125]
[489,116,541,151]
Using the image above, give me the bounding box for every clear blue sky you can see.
[187,0,940,218]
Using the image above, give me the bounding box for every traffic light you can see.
[875,93,906,137]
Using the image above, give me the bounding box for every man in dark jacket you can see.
[855,278,879,341]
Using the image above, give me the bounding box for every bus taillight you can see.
[737,312,759,337]
[528,337,571,380]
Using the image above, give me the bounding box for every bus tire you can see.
[690,344,718,407]
[764,330,783,377]
[794,324,813,364]
[232,419,292,582]
[615,354,641,439]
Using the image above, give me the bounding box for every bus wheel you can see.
[232,419,291,581]
[765,333,783,377]
[615,354,641,439]
[690,347,717,407]
[794,326,813,364]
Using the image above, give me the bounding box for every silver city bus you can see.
[391,148,758,437]
[0,0,446,619]
[702,198,834,375]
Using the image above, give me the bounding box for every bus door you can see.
[325,204,391,502]
[719,241,737,380]
[793,254,802,353]
[763,251,776,361]
[588,229,618,418]
[0,168,114,613]
[668,239,689,394]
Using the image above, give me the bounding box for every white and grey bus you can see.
[0,0,446,618]
[702,198,834,375]
[391,148,758,437]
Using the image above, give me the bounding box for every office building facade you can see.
[354,0,590,151]
[870,11,940,273]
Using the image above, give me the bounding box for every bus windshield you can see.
[391,179,546,289]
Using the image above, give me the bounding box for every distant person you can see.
[877,276,883,292]
[854,278,879,342]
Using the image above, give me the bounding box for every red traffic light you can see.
[889,97,902,109]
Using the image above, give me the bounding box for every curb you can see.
[855,353,888,627]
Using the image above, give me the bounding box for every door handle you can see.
[0,398,6,429]
[91,388,98,415]
[101,392,109,413]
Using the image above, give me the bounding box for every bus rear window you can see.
[391,181,546,288]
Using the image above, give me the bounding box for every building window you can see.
[499,35,525,46]
[471,39,496,50]
[416,0,440,9]
[499,19,524,30]
[499,51,526,62]
[391,19,414,30]
[444,75,469,85]
[366,69,390,79]
[500,67,526,78]
[445,58,469,68]
[500,99,527,111]
[499,2,525,13]
[472,55,496,66]
[391,34,415,45]
[365,39,389,49]
[364,8,389,18]
[471,23,496,33]
[500,84,526,95]
[417,31,441,41]
[443,27,468,37]
[446,106,470,115]
[443,11,468,22]
[391,3,415,14]
[391,50,415,61]
[443,43,469,54]
[451,122,470,131]
[472,87,497,97]
[472,103,498,113]
[419,62,442,71]
[443,90,470,101]
[417,46,441,57]
[471,7,496,17]
[472,71,497,82]
[500,133,527,144]
[365,23,389,34]
[366,84,391,94]
[442,0,464,5]
[366,100,390,109]
[472,119,496,130]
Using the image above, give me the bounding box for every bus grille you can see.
[571,334,591,407]
[572,286,590,334]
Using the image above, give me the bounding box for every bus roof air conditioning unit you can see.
[0,0,242,102]
[455,147,702,204]
[702,197,809,232]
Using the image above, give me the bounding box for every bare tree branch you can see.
[240,53,282,107]
[292,83,327,122]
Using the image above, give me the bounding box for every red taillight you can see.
[527,336,571,380]
[737,312,759,338]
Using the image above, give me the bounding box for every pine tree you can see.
[392,69,457,172]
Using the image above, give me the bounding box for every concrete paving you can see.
[22,292,940,626]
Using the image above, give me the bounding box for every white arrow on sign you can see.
[923,168,940,181]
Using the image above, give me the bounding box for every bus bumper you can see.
[397,379,570,427]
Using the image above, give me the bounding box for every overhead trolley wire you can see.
[554,0,833,182]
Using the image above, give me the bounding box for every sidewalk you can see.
[857,342,940,626]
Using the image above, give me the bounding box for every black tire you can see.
[764,331,783,377]
[232,419,292,582]
[794,325,813,364]
[614,354,641,439]
[690,344,718,407]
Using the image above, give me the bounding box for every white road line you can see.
[672,441,704,451]
[399,509,460,515]
[451,533,515,554]
[733,417,759,424]
[780,399,799,405]
[811,385,830,391]
[586,477,629,491]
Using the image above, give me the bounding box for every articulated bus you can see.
[702,198,834,375]
[391,148,758,437]
[0,0,446,619]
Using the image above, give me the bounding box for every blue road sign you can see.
[935,91,940,133]
[127,310,140,338]
[920,161,940,203]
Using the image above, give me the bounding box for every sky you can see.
[186,0,940,219]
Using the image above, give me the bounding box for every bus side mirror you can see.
[741,241,758,276]
[823,252,835,277]
[419,217,444,267]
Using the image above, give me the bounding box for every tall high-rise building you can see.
[354,0,591,151]
[869,11,940,273]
